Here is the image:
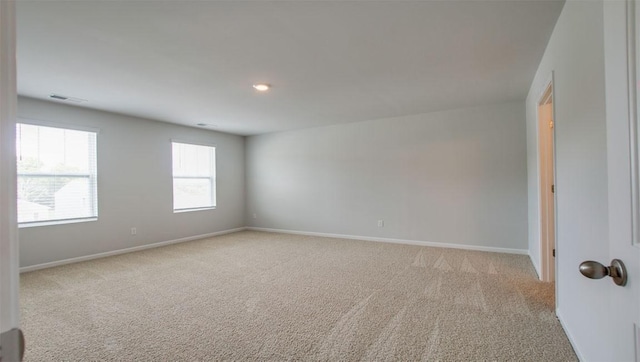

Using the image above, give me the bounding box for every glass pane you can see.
[17,124,93,174]
[172,142,214,177]
[173,178,213,210]
[172,142,216,210]
[17,175,92,222]
[16,123,97,224]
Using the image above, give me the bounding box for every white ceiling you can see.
[16,0,564,136]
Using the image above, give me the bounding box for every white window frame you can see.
[171,140,216,212]
[16,119,99,227]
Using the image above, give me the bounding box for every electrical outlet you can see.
[377,220,384,227]
[252,213,257,219]
[131,227,137,236]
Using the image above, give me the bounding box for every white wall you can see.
[17,97,245,268]
[246,101,528,251]
[525,1,608,359]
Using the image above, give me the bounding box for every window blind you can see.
[16,123,98,224]
[172,142,216,211]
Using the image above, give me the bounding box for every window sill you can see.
[173,206,216,214]
[18,217,98,228]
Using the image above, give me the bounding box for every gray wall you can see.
[246,101,528,251]
[525,1,608,359]
[18,97,245,267]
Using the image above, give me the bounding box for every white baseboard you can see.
[21,226,528,272]
[530,254,542,280]
[556,308,584,361]
[20,227,247,273]
[247,227,528,255]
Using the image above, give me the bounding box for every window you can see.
[172,142,216,211]
[16,123,98,225]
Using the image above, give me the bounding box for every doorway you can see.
[538,80,555,282]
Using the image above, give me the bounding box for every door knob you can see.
[579,259,627,286]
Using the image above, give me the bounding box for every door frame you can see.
[536,73,557,283]
[0,0,21,360]
[625,1,640,356]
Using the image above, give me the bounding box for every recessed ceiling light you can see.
[253,84,270,92]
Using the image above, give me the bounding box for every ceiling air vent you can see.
[196,123,217,128]
[49,94,87,103]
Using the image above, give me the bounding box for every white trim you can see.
[530,253,542,280]
[17,117,101,134]
[19,227,247,273]
[0,0,19,337]
[627,0,640,247]
[16,123,99,225]
[20,226,529,273]
[173,206,216,214]
[171,141,217,211]
[171,138,217,148]
[536,74,557,284]
[247,227,528,255]
[556,308,585,362]
[18,217,97,228]
[530,72,556,281]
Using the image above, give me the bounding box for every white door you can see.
[0,0,21,360]
[602,1,640,360]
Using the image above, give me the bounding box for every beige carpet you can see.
[20,231,577,361]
